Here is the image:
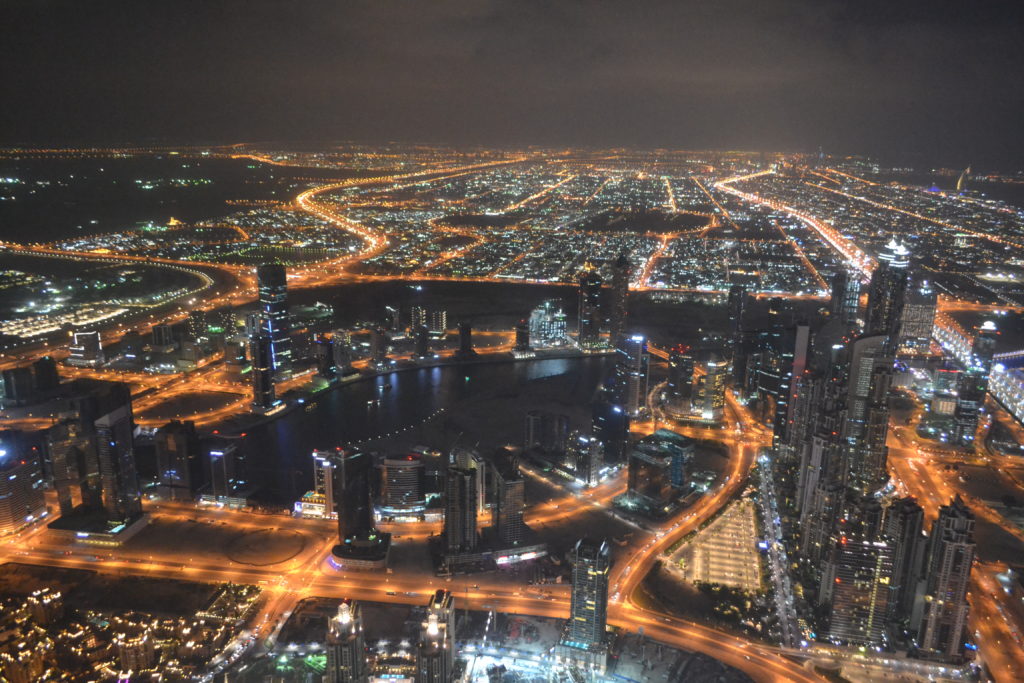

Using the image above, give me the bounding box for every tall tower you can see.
[829,269,860,330]
[577,263,603,350]
[565,538,611,649]
[864,238,911,343]
[443,466,478,553]
[613,335,649,418]
[250,325,277,414]
[93,383,141,521]
[154,420,202,501]
[918,497,975,663]
[727,284,747,347]
[455,321,477,359]
[326,601,368,683]
[492,455,525,546]
[256,263,291,372]
[608,252,631,346]
[416,591,454,683]
[898,274,937,352]
[954,321,997,447]
[884,497,927,621]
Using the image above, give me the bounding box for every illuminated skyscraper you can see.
[492,455,525,546]
[416,591,454,683]
[326,601,368,683]
[898,274,937,352]
[918,497,975,663]
[666,345,694,408]
[865,238,911,343]
[953,321,997,447]
[830,269,861,330]
[250,326,278,414]
[443,465,478,553]
[613,335,648,417]
[608,252,631,346]
[256,263,291,372]
[565,538,610,649]
[93,383,141,522]
[514,320,531,353]
[529,300,569,347]
[696,353,728,421]
[154,420,202,502]
[382,455,425,511]
[577,263,603,350]
[0,444,45,536]
[68,331,105,368]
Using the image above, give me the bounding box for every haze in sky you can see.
[3,0,1023,167]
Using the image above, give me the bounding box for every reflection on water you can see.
[238,356,609,503]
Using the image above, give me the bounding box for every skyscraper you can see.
[918,497,975,663]
[154,420,202,502]
[864,238,911,343]
[492,455,525,546]
[613,335,648,417]
[591,398,629,465]
[325,601,368,683]
[256,263,291,372]
[577,263,603,350]
[207,442,246,503]
[443,466,478,553]
[529,300,569,347]
[696,353,728,422]
[68,331,105,368]
[727,284,747,346]
[455,321,477,359]
[842,335,893,494]
[414,325,431,359]
[514,320,531,353]
[382,455,425,511]
[93,383,141,522]
[884,497,927,622]
[46,419,92,515]
[608,252,630,346]
[250,326,278,414]
[370,327,390,366]
[565,538,610,650]
[666,345,694,409]
[334,450,376,542]
[31,356,60,393]
[0,445,45,536]
[954,321,997,447]
[829,269,861,330]
[898,275,937,352]
[569,432,603,487]
[416,591,454,683]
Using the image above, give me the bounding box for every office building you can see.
[382,455,426,511]
[899,275,937,353]
[953,321,997,447]
[0,446,46,536]
[250,327,278,414]
[414,325,431,359]
[591,398,629,465]
[864,238,911,343]
[528,299,569,347]
[67,331,105,368]
[565,538,610,649]
[207,442,247,504]
[727,284,746,346]
[333,331,353,374]
[256,263,291,372]
[492,455,525,546]
[628,448,674,509]
[312,450,338,516]
[569,432,603,487]
[577,263,604,350]
[609,252,630,345]
[455,321,477,359]
[2,367,34,405]
[187,309,208,342]
[444,466,478,553]
[46,419,92,516]
[666,345,694,409]
[524,410,570,455]
[316,334,335,377]
[31,356,60,393]
[331,450,390,570]
[613,335,648,417]
[416,591,454,683]
[94,384,141,521]
[918,497,975,663]
[830,269,861,330]
[154,420,202,501]
[695,353,728,422]
[884,497,927,621]
[370,327,390,366]
[514,320,531,353]
[325,601,368,683]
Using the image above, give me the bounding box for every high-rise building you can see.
[382,455,425,511]
[524,410,570,454]
[865,238,911,343]
[842,334,893,494]
[256,263,291,372]
[918,497,975,663]
[250,326,278,414]
[443,466,478,553]
[569,432,603,487]
[884,497,927,622]
[207,442,247,503]
[113,626,156,672]
[93,384,141,522]
[0,445,46,536]
[492,455,525,546]
[414,325,431,359]
[313,450,338,515]
[591,398,629,465]
[696,353,728,421]
[529,300,569,347]
[334,450,376,543]
[370,327,390,366]
[829,269,861,330]
[627,448,674,509]
[819,508,895,647]
[514,320,531,353]
[333,331,353,374]
[577,263,603,350]
[325,601,368,683]
[68,331,105,368]
[31,356,60,393]
[565,538,610,649]
[187,309,208,342]
[154,420,202,501]
[954,321,997,447]
[316,334,335,377]
[609,252,630,346]
[46,419,92,515]
[429,309,448,334]
[1,367,34,405]
[416,591,454,683]
[455,321,476,359]
[899,275,937,352]
[613,335,648,417]
[666,345,694,408]
[727,284,747,346]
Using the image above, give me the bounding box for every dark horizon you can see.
[3,0,1024,170]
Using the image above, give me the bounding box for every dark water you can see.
[874,172,1024,210]
[235,356,612,504]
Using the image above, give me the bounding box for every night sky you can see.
[3,0,1023,167]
